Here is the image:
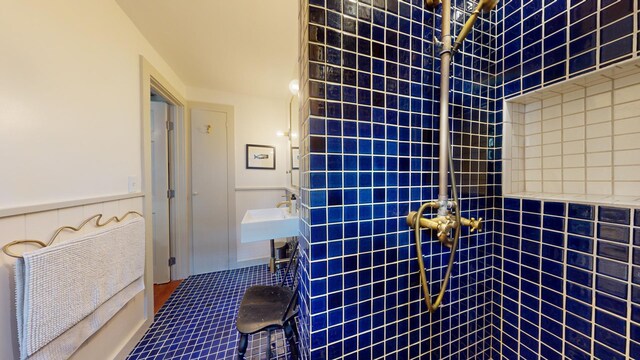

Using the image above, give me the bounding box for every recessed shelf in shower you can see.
[503,58,640,207]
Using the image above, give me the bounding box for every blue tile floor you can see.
[128,265,296,359]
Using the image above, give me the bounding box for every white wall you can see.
[187,87,291,262]
[0,0,186,359]
[0,0,185,210]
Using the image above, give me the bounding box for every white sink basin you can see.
[241,207,299,243]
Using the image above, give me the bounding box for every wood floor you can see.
[153,280,183,314]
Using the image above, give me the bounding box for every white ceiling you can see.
[116,0,298,100]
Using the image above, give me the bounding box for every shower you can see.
[406,0,498,313]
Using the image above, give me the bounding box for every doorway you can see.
[140,56,191,324]
[150,94,175,284]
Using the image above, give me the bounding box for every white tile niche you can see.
[503,59,640,206]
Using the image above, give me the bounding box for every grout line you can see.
[610,86,615,197]
[589,206,597,358]
[627,209,636,358]
[635,0,640,56]
[581,92,586,196]
[564,0,570,84]
[595,0,601,69]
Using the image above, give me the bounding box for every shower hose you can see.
[412,142,461,313]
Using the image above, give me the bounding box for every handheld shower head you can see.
[452,0,499,53]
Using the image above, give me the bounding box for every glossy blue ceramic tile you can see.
[544,41,567,66]
[568,234,593,253]
[544,216,565,231]
[569,32,597,56]
[601,0,634,26]
[569,219,595,237]
[570,0,597,22]
[595,328,626,356]
[542,244,564,262]
[565,337,591,359]
[543,201,566,216]
[633,266,640,285]
[597,258,629,281]
[522,225,541,241]
[568,251,593,270]
[522,199,541,213]
[504,197,521,211]
[599,206,631,225]
[567,297,592,320]
[601,36,634,64]
[597,293,627,317]
[569,50,596,74]
[522,212,541,227]
[495,196,636,359]
[566,313,592,336]
[598,241,629,262]
[299,0,499,357]
[297,0,640,357]
[569,203,595,220]
[598,223,630,244]
[601,17,633,45]
[567,282,592,303]
[568,266,593,286]
[542,258,564,276]
[504,209,520,223]
[543,230,564,247]
[596,275,628,299]
[595,310,626,336]
[631,341,640,360]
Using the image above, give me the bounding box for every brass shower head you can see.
[424,0,499,53]
[481,0,499,12]
[452,0,499,53]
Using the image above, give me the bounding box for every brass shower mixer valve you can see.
[407,202,482,247]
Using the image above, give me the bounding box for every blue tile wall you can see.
[299,0,640,359]
[493,0,640,359]
[494,200,640,359]
[500,0,640,98]
[299,0,497,358]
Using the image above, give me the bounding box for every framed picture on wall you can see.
[246,144,276,170]
[291,147,300,170]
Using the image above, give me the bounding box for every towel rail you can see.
[1,211,143,258]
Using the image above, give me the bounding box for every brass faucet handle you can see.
[469,217,483,232]
[436,219,454,240]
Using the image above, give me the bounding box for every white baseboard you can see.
[232,257,269,269]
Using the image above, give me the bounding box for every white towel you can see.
[15,217,146,360]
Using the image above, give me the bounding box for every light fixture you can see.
[276,131,289,137]
[288,79,299,95]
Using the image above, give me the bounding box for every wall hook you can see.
[206,125,212,134]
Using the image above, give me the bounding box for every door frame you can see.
[141,56,191,289]
[188,102,237,269]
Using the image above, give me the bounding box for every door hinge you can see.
[167,189,175,199]
[168,257,176,266]
[166,121,175,131]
